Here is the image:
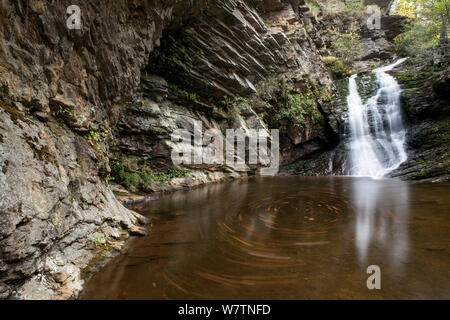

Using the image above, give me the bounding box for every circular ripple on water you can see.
[219,189,352,241]
[163,189,355,296]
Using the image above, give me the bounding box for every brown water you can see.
[82,177,450,299]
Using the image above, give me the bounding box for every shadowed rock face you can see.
[111,0,341,190]
[358,15,408,62]
[389,50,450,182]
[0,0,340,299]
[0,0,188,126]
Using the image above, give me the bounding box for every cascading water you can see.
[347,58,408,178]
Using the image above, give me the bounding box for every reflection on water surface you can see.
[82,177,450,299]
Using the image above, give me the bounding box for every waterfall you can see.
[346,58,408,178]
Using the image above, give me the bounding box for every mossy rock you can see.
[0,101,32,126]
[355,72,376,102]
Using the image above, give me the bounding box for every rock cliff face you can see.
[110,0,340,194]
[0,0,185,299]
[0,0,340,299]
[389,49,450,182]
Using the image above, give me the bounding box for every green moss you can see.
[267,83,325,128]
[218,96,249,110]
[110,161,140,189]
[393,69,434,89]
[92,233,105,245]
[322,55,354,78]
[415,121,450,150]
[400,92,416,118]
[406,117,450,180]
[110,160,189,191]
[333,78,349,108]
[80,246,109,280]
[410,163,450,180]
[168,83,198,101]
[355,72,377,102]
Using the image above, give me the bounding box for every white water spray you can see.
[347,58,408,178]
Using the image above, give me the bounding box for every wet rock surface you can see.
[389,49,450,182]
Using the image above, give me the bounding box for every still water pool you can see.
[82,177,450,299]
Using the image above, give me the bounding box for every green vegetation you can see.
[124,98,145,109]
[264,81,329,129]
[330,27,362,65]
[110,161,140,189]
[0,101,32,126]
[414,120,450,150]
[110,160,189,191]
[219,96,248,111]
[355,72,377,101]
[83,130,108,149]
[84,130,100,143]
[168,83,199,101]
[321,25,362,78]
[305,0,321,16]
[305,1,381,96]
[309,1,368,77]
[394,0,449,57]
[150,168,190,181]
[57,105,83,121]
[345,0,365,13]
[302,0,370,20]
[276,90,322,125]
[322,55,354,77]
[393,69,434,85]
[92,233,105,245]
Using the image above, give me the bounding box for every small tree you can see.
[330,28,363,64]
